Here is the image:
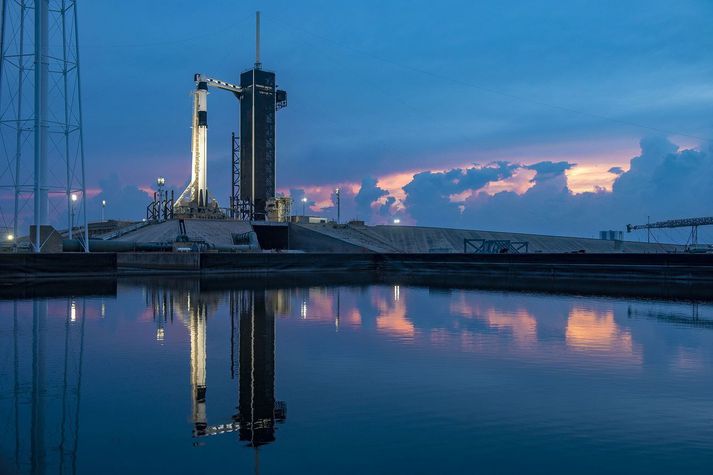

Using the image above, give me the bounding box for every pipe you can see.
[63,238,260,253]
[63,239,172,252]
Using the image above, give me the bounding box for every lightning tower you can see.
[0,0,89,251]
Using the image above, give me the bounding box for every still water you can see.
[1,277,713,474]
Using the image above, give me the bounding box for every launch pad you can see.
[163,12,287,222]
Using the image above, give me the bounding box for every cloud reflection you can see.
[565,308,634,356]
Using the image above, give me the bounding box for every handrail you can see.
[98,221,151,241]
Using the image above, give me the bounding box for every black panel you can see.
[252,223,289,250]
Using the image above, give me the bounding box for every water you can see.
[1,277,713,474]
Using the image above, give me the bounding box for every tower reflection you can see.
[0,298,86,475]
[236,290,287,446]
[151,282,286,446]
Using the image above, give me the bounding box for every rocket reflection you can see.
[148,283,286,446]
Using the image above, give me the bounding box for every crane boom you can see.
[626,217,713,232]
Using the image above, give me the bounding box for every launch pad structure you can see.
[172,12,288,222]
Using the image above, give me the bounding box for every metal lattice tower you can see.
[0,0,89,251]
[231,131,239,218]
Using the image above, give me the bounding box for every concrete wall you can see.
[202,252,375,272]
[0,253,116,280]
[117,252,200,270]
[3,253,713,299]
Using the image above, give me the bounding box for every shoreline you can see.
[1,252,713,301]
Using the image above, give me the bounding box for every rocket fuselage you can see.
[178,80,209,207]
[195,82,208,207]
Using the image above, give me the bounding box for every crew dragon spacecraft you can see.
[175,12,287,219]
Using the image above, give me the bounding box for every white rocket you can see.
[177,77,210,207]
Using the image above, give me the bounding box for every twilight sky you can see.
[78,0,713,238]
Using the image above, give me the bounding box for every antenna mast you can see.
[255,11,261,69]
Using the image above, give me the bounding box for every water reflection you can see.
[236,291,286,446]
[147,283,287,446]
[2,279,713,474]
[627,301,713,328]
[0,299,86,475]
[566,308,634,354]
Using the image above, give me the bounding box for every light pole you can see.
[156,177,165,221]
[647,215,650,244]
[335,187,341,224]
[101,199,107,222]
[301,197,307,216]
[70,193,78,239]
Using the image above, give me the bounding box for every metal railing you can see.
[464,239,529,254]
[99,221,151,241]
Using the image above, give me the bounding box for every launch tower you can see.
[238,12,287,219]
[172,12,286,221]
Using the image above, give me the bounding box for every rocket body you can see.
[178,80,210,207]
[195,82,208,206]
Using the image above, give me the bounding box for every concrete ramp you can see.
[362,225,682,253]
[292,223,683,254]
[290,223,399,253]
[111,219,253,246]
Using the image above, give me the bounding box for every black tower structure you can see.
[238,12,287,220]
[239,68,275,219]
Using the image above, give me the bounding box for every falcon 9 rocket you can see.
[177,79,211,209]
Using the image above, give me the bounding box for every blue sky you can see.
[76,0,713,236]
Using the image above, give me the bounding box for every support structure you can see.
[0,0,89,251]
[464,239,529,254]
[627,216,713,246]
[229,131,253,220]
[238,14,288,221]
[231,132,239,217]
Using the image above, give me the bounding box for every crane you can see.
[626,216,713,248]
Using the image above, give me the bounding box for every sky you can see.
[46,0,713,237]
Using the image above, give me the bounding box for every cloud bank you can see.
[313,136,712,239]
[74,136,710,244]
